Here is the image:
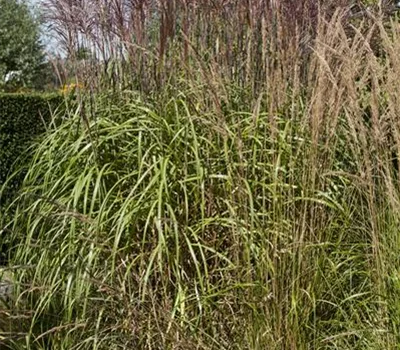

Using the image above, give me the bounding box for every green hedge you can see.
[0,93,64,201]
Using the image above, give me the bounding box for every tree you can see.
[0,0,46,90]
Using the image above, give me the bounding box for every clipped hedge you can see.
[0,93,64,201]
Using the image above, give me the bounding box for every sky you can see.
[27,0,62,55]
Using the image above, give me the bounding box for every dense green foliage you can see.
[0,0,46,90]
[0,93,63,198]
[1,83,399,349]
[2,2,400,350]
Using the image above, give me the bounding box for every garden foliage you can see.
[2,1,400,349]
[0,93,63,199]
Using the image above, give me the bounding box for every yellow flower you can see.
[60,83,84,94]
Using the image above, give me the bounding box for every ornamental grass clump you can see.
[2,1,400,350]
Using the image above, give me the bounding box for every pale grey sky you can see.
[27,0,63,55]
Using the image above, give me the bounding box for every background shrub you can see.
[0,93,63,264]
[0,93,63,192]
